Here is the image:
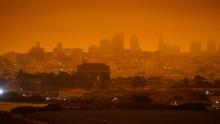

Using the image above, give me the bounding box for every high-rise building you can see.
[99,39,110,54]
[158,35,180,54]
[158,34,165,52]
[130,35,141,51]
[57,42,63,51]
[36,41,40,48]
[88,45,100,54]
[207,40,217,53]
[53,42,63,54]
[111,33,124,54]
[190,42,202,54]
[88,45,100,62]
[28,42,45,60]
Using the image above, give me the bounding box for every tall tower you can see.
[53,42,63,54]
[130,35,141,51]
[190,42,202,54]
[158,34,165,52]
[28,41,45,60]
[57,42,63,50]
[111,33,124,54]
[100,39,110,54]
[36,41,41,48]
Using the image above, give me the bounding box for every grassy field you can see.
[29,110,220,124]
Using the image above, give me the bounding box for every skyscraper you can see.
[190,42,202,54]
[158,34,165,52]
[111,33,124,54]
[99,39,110,54]
[130,35,141,51]
[28,42,45,60]
[53,42,63,54]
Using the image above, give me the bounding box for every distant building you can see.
[28,42,45,60]
[209,95,220,110]
[53,42,63,54]
[88,45,100,54]
[63,48,83,56]
[58,88,89,98]
[171,46,180,54]
[111,33,124,54]
[207,40,217,53]
[52,42,63,58]
[76,63,110,82]
[130,35,141,51]
[190,42,202,54]
[158,35,180,54]
[158,34,165,52]
[99,39,111,54]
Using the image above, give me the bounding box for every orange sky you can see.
[0,0,220,54]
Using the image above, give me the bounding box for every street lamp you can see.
[0,88,4,95]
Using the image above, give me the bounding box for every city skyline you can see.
[0,33,219,55]
[1,0,220,54]
[1,1,220,122]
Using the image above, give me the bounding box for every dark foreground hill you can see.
[29,110,220,124]
[0,111,46,124]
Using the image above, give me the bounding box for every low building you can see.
[76,63,110,82]
[58,88,91,98]
[209,95,220,109]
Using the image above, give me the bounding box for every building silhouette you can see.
[53,42,63,53]
[190,42,202,54]
[53,42,63,57]
[158,35,180,54]
[111,33,124,54]
[158,34,165,52]
[130,35,141,51]
[77,63,110,82]
[28,42,45,60]
[99,39,110,54]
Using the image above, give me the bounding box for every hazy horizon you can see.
[1,0,220,54]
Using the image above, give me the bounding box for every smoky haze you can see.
[0,0,220,54]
